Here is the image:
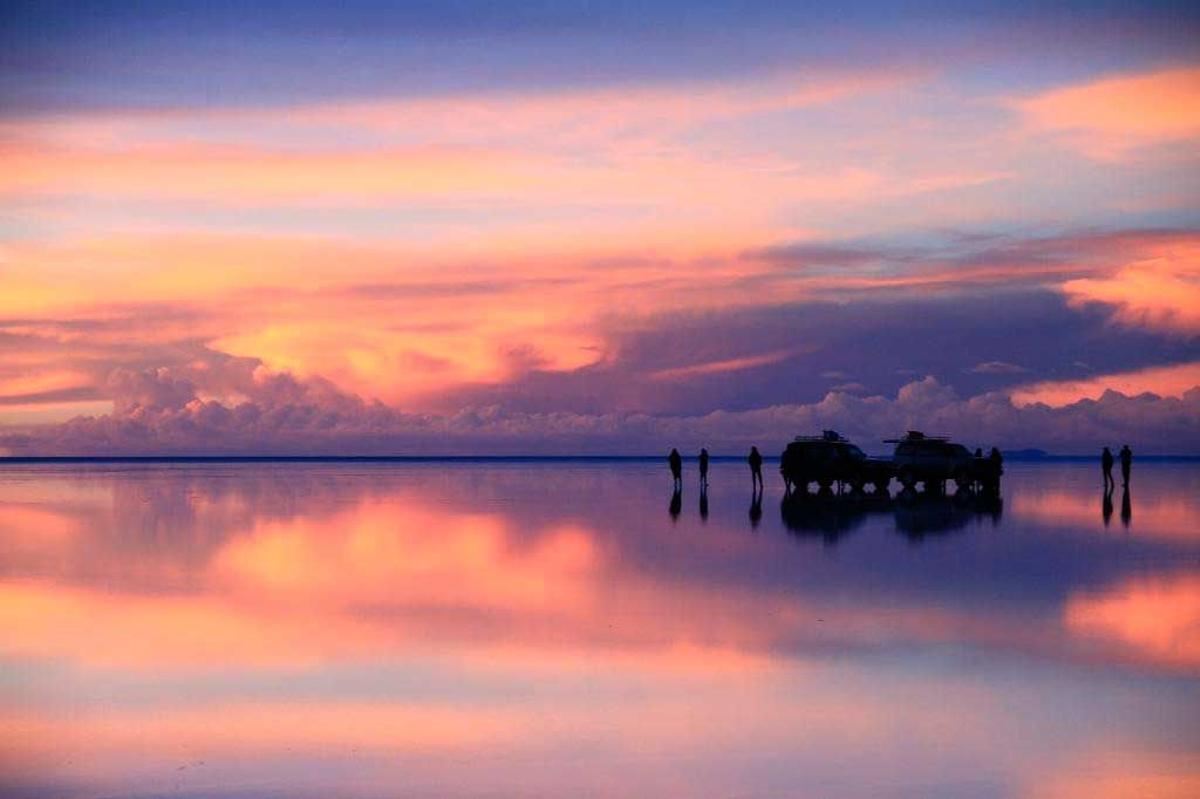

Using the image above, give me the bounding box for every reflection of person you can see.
[749,492,762,528]
[699,488,709,520]
[669,487,682,520]
[699,447,710,487]
[1119,444,1132,486]
[748,446,764,491]
[1102,488,1113,527]
[1120,485,1132,528]
[668,448,683,488]
[1101,447,1114,492]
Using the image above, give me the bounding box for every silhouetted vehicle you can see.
[780,430,893,494]
[886,431,996,492]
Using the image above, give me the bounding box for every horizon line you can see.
[1,454,1197,464]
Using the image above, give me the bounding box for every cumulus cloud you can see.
[2,359,1196,456]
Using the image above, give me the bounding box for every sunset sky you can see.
[2,0,1198,454]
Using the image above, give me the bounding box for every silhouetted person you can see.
[1120,485,1131,528]
[669,487,682,520]
[699,447,710,487]
[699,485,709,520]
[1102,487,1113,527]
[1119,444,1132,486]
[668,448,683,489]
[748,446,764,491]
[1101,447,1115,492]
[989,447,1003,471]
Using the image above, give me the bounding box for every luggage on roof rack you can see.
[883,430,949,444]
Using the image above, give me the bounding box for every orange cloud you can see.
[1023,748,1200,799]
[648,348,801,380]
[1016,65,1200,159]
[3,701,520,787]
[1061,240,1200,334]
[1010,361,1200,407]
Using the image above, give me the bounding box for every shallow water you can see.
[2,461,1198,798]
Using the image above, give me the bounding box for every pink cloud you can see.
[1014,65,1200,160]
[647,349,801,381]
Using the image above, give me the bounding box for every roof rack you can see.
[792,429,848,443]
[883,430,950,444]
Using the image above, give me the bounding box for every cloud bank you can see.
[2,356,1196,456]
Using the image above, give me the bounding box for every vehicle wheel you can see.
[953,468,973,492]
[873,478,890,495]
[898,468,916,490]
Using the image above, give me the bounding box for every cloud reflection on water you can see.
[0,461,1197,797]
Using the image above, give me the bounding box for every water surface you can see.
[2,461,1198,797]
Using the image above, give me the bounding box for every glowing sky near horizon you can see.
[1,1,1198,453]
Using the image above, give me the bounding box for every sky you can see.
[1,0,1198,455]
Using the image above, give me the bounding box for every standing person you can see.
[985,447,1004,494]
[699,448,710,487]
[748,446,763,492]
[1101,447,1115,492]
[1120,445,1132,486]
[668,448,683,489]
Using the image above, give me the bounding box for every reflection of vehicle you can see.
[779,492,889,542]
[893,490,1003,539]
[886,431,988,492]
[777,488,1002,544]
[780,431,894,494]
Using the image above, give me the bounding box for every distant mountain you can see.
[1002,449,1050,460]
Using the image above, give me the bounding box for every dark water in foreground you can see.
[1,461,1198,798]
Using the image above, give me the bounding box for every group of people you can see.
[668,446,765,525]
[1101,445,1133,492]
[667,446,765,491]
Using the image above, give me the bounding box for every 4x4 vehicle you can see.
[780,430,894,494]
[886,431,996,492]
